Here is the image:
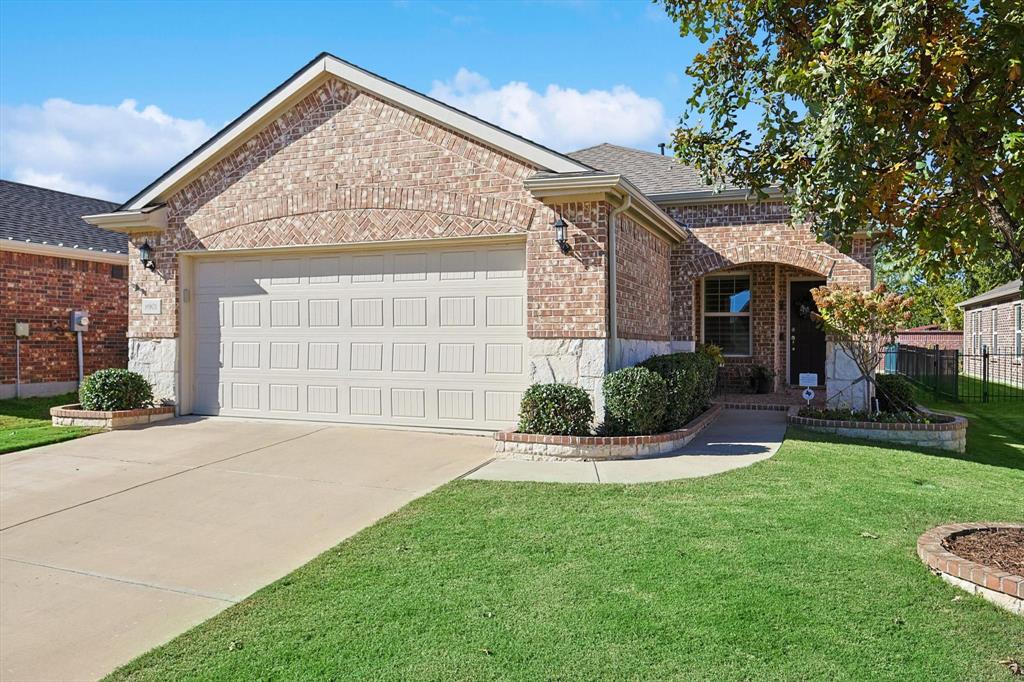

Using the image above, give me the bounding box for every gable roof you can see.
[119,52,590,211]
[567,143,740,198]
[0,180,126,255]
[958,279,1023,308]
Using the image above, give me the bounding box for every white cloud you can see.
[429,68,669,153]
[0,98,212,202]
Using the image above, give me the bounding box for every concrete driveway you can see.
[0,417,493,681]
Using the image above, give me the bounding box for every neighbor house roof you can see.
[957,279,1023,309]
[114,52,590,213]
[0,180,127,259]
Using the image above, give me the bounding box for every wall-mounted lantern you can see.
[138,241,156,271]
[553,216,571,255]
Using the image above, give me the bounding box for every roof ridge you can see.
[0,178,118,206]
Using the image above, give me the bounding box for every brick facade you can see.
[1,250,128,392]
[615,213,671,341]
[962,294,1023,387]
[132,79,553,340]
[114,70,875,412]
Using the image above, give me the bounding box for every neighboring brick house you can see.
[959,279,1023,386]
[85,53,873,430]
[895,325,963,351]
[1,181,129,398]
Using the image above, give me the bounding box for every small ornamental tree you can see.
[811,283,914,410]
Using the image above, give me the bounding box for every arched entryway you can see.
[696,261,828,393]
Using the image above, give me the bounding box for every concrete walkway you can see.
[466,409,787,484]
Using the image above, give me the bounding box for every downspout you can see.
[607,193,631,372]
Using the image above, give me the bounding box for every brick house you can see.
[1,181,129,399]
[84,53,873,430]
[958,279,1023,386]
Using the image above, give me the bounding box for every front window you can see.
[1015,304,1021,359]
[992,308,999,353]
[703,275,751,356]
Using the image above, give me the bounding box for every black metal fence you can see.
[882,344,1024,402]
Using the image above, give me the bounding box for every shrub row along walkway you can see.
[466,409,787,484]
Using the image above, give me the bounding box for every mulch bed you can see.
[943,528,1024,574]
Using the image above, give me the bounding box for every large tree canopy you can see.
[663,0,1024,279]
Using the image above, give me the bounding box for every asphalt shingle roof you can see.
[958,279,1023,308]
[567,143,738,196]
[0,180,126,254]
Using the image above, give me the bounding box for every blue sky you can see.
[0,0,713,201]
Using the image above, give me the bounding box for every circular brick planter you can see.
[918,523,1023,615]
[51,404,175,430]
[494,404,723,461]
[786,407,966,452]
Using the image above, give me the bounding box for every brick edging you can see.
[786,405,965,432]
[494,404,724,460]
[712,401,791,411]
[917,523,1024,601]
[50,404,175,419]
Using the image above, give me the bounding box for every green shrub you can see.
[602,367,669,435]
[639,351,718,430]
[79,368,154,411]
[517,383,593,436]
[875,373,915,412]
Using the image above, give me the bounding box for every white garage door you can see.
[191,242,528,430]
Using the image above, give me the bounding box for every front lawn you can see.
[109,404,1023,681]
[0,392,100,454]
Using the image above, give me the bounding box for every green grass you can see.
[108,407,1023,681]
[0,393,100,454]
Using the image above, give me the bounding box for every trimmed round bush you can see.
[875,373,915,412]
[517,383,594,436]
[639,351,718,430]
[602,367,668,435]
[79,368,154,411]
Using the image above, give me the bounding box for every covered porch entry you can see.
[694,263,827,394]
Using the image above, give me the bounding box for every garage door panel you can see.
[192,243,528,430]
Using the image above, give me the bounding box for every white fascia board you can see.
[82,206,168,233]
[1,239,129,264]
[525,173,688,243]
[122,54,588,211]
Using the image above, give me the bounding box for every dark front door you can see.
[790,280,827,385]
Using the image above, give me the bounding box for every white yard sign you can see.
[799,373,819,387]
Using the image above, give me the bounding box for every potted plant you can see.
[749,365,775,394]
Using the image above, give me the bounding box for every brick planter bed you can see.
[494,404,723,461]
[918,523,1023,615]
[51,404,175,430]
[786,406,967,452]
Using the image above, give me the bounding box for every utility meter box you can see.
[15,322,29,337]
[69,310,90,332]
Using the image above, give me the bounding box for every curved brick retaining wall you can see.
[787,407,966,452]
[51,404,175,430]
[494,404,722,461]
[918,523,1023,615]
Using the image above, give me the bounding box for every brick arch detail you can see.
[182,208,532,251]
[690,243,837,278]
[183,187,539,240]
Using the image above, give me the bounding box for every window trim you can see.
[701,272,753,357]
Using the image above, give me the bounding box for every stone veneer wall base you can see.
[128,337,179,405]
